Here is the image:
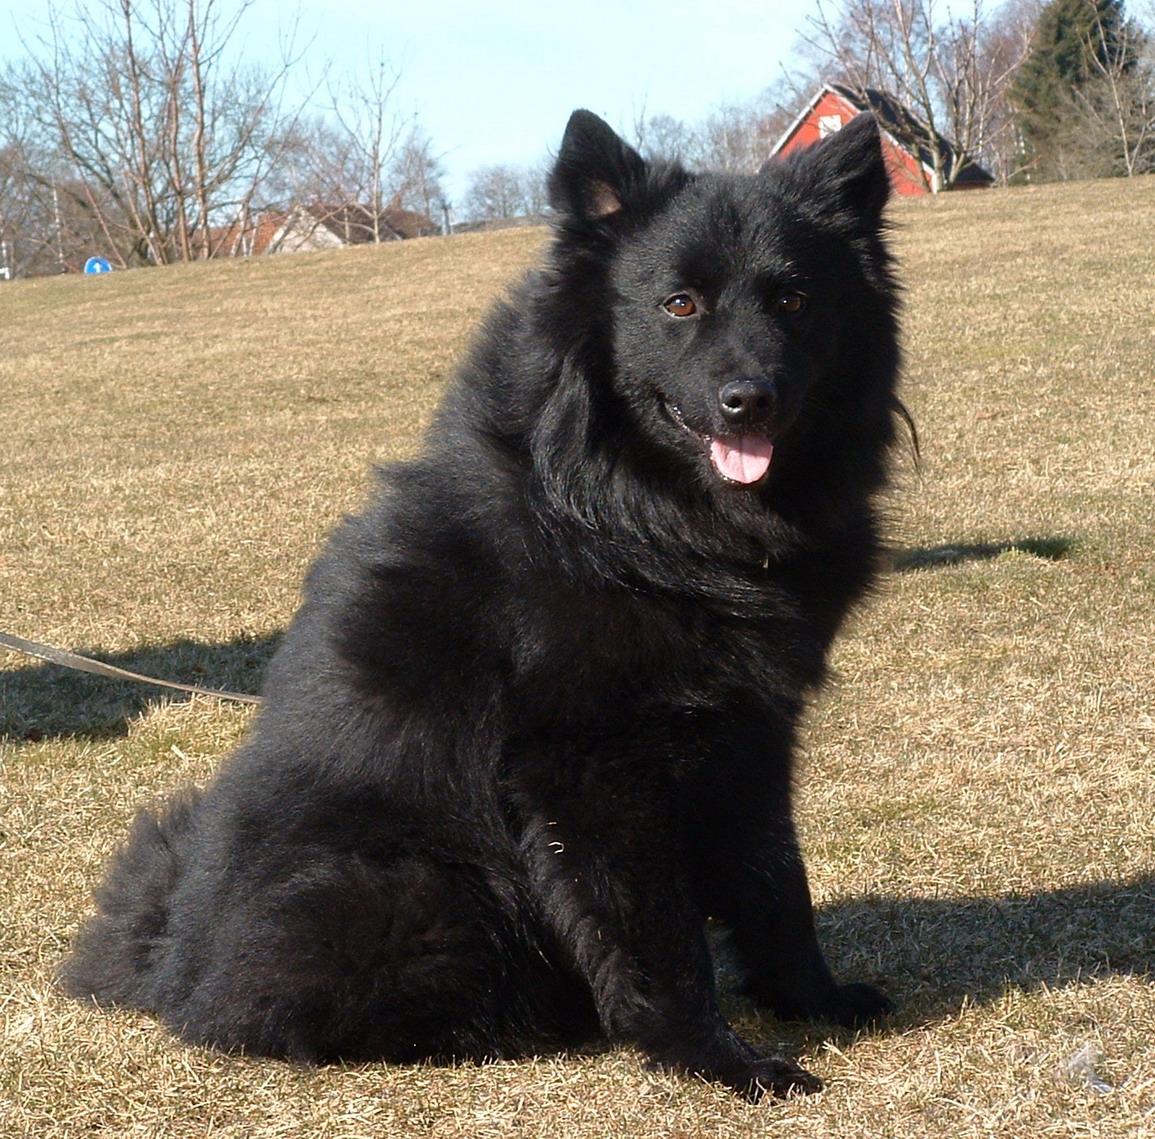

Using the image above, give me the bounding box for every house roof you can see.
[191,215,285,258]
[773,82,994,187]
[306,204,437,243]
[191,203,440,259]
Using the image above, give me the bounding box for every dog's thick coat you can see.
[62,111,902,1099]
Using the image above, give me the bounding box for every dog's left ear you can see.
[549,110,649,222]
[777,113,890,232]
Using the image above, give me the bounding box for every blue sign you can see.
[84,257,113,275]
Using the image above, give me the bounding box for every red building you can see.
[770,84,994,196]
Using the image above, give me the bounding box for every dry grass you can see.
[2,178,1154,1137]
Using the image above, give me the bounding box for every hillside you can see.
[2,176,1154,1138]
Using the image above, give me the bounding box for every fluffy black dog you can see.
[62,109,903,1101]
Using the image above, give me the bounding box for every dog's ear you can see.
[549,110,649,222]
[782,113,890,232]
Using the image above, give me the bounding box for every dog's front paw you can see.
[818,981,894,1028]
[751,979,894,1028]
[647,1029,822,1102]
[722,1055,824,1103]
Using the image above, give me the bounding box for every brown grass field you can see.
[2,175,1154,1138]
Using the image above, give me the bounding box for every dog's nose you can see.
[718,379,775,427]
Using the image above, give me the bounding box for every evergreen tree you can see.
[1011,0,1140,177]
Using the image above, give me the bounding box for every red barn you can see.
[770,83,994,196]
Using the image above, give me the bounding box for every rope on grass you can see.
[0,631,262,705]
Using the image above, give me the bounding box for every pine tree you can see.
[1010,0,1140,178]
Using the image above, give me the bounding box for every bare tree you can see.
[389,127,446,221]
[13,0,303,266]
[315,50,410,242]
[632,87,798,172]
[285,53,448,239]
[1,60,130,273]
[632,111,699,161]
[805,0,1035,188]
[698,90,798,171]
[0,143,41,278]
[461,164,544,224]
[807,0,947,190]
[0,75,53,277]
[1071,3,1155,175]
[521,159,551,217]
[937,0,1040,181]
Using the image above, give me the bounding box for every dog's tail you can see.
[57,788,201,1010]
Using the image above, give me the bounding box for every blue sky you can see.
[4,0,816,204]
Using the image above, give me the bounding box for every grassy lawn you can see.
[2,176,1153,1137]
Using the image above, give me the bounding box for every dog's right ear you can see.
[549,110,649,223]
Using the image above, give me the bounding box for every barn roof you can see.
[772,83,994,188]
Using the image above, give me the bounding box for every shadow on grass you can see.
[890,536,1078,572]
[746,876,1155,1048]
[0,633,280,741]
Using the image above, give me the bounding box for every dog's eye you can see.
[777,292,807,315]
[662,293,698,318]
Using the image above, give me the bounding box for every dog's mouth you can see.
[663,400,774,486]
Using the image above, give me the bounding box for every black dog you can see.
[62,110,903,1101]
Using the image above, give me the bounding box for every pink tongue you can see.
[709,436,774,484]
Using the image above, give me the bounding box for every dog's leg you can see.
[511,758,822,1101]
[720,813,893,1027]
[682,712,893,1028]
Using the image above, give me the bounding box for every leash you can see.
[0,631,262,705]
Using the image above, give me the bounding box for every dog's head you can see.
[545,110,899,495]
